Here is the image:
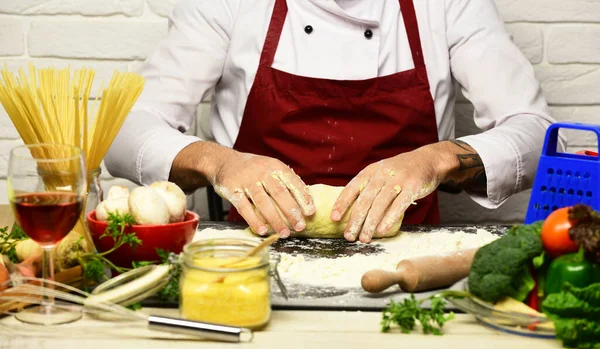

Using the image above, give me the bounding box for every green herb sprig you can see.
[381,290,470,335]
[77,211,142,283]
[156,249,181,302]
[0,224,27,263]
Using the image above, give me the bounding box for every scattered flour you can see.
[193,227,499,290]
[193,226,258,242]
[277,229,498,289]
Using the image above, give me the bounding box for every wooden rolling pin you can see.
[361,248,478,293]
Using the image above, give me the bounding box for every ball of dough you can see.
[250,184,403,239]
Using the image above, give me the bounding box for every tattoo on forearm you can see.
[443,140,487,194]
[457,154,483,171]
[450,139,471,152]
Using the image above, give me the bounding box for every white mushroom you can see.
[95,197,130,221]
[149,181,187,223]
[106,186,130,199]
[128,187,170,225]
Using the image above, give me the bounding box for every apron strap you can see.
[399,0,426,68]
[259,0,288,67]
[260,0,426,68]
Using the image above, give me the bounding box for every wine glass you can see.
[7,144,87,325]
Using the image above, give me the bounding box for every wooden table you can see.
[0,205,562,348]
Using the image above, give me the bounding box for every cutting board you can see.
[142,221,508,311]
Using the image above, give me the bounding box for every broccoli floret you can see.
[508,221,543,238]
[469,274,513,303]
[468,223,544,303]
[507,221,544,256]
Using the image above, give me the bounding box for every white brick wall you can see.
[29,21,168,59]
[0,0,145,16]
[0,18,25,55]
[0,0,598,224]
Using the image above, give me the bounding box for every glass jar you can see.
[86,167,103,215]
[179,238,285,330]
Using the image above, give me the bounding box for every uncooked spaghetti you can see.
[0,63,145,253]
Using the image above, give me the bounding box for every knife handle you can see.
[361,248,478,293]
[147,315,253,342]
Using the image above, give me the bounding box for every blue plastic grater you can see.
[524,122,600,224]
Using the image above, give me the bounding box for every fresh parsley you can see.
[156,248,181,303]
[381,291,469,335]
[76,212,142,284]
[0,224,28,263]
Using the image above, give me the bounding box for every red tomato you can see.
[541,207,579,258]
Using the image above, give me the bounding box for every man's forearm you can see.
[437,140,488,195]
[168,141,230,193]
[171,139,488,195]
[419,140,487,195]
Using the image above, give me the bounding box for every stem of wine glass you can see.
[42,245,56,309]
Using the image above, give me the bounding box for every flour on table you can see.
[278,229,497,289]
[193,227,499,290]
[193,227,257,241]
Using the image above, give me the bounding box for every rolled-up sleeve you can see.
[445,0,565,208]
[104,0,237,185]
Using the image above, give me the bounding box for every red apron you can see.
[227,0,440,225]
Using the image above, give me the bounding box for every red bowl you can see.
[86,210,199,269]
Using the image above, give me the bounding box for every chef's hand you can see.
[330,144,458,243]
[210,149,315,238]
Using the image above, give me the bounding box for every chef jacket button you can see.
[304,25,313,34]
[364,29,373,39]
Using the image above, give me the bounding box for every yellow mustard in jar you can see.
[180,239,272,329]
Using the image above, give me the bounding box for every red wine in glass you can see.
[12,192,82,246]
[8,143,86,326]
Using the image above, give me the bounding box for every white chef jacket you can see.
[104,0,559,209]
